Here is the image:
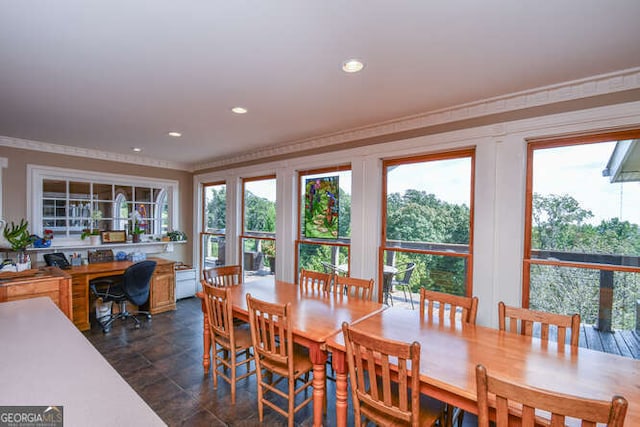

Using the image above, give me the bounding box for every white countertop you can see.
[0,297,165,426]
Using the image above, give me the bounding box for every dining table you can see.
[325,307,640,427]
[198,278,385,426]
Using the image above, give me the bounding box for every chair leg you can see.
[407,289,414,310]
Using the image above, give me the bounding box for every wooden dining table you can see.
[325,308,640,427]
[198,278,385,426]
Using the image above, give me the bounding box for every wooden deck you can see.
[579,324,640,359]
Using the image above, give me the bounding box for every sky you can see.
[534,141,640,225]
[242,143,635,226]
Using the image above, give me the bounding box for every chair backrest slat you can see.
[299,269,331,293]
[476,364,628,427]
[203,265,242,287]
[246,294,292,372]
[342,322,421,426]
[419,288,479,325]
[201,281,233,341]
[498,302,580,347]
[332,275,374,300]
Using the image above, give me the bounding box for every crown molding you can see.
[194,67,640,171]
[0,136,190,171]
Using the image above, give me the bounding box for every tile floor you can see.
[83,297,478,426]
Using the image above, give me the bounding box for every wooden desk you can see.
[325,308,640,427]
[61,257,176,331]
[0,297,164,426]
[0,267,72,320]
[199,278,385,427]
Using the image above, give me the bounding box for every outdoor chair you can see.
[392,262,417,309]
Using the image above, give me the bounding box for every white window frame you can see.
[28,165,179,245]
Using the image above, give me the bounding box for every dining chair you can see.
[419,288,479,325]
[330,275,374,300]
[246,294,314,427]
[201,281,254,404]
[298,268,332,293]
[392,262,417,309]
[475,364,628,427]
[498,301,580,347]
[419,287,478,427]
[341,322,445,427]
[203,264,242,287]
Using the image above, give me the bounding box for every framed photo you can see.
[101,230,127,244]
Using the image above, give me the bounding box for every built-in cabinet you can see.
[0,267,73,320]
[149,261,176,312]
[175,266,197,299]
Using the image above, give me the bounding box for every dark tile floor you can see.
[83,297,478,426]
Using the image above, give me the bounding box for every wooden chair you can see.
[420,288,479,325]
[246,294,314,427]
[203,264,242,287]
[498,302,580,347]
[341,322,444,427]
[475,364,628,427]
[201,282,254,404]
[298,269,331,293]
[420,288,478,427]
[330,275,374,300]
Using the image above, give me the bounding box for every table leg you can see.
[332,350,348,427]
[196,292,211,374]
[309,343,328,427]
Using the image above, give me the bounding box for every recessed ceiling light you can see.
[132,147,142,152]
[168,131,182,137]
[342,59,364,73]
[231,107,248,114]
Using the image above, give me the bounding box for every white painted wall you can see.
[194,100,640,327]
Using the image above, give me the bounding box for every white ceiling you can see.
[2,1,640,170]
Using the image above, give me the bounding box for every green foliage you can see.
[531,193,640,330]
[3,219,34,251]
[206,187,226,231]
[245,191,275,233]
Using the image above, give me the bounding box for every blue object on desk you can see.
[115,251,127,261]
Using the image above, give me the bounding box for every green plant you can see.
[166,230,186,241]
[3,219,35,251]
[81,229,101,240]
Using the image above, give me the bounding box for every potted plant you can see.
[81,209,102,245]
[3,219,35,271]
[261,240,276,274]
[166,230,187,241]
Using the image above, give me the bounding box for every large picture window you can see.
[296,166,351,279]
[29,166,178,243]
[201,182,226,271]
[381,149,474,305]
[524,130,640,333]
[241,176,276,281]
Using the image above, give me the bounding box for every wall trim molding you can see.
[0,136,189,171]
[194,67,640,171]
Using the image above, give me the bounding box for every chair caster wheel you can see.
[102,327,111,334]
[135,323,141,329]
[146,314,152,320]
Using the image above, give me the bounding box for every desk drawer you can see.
[7,281,58,298]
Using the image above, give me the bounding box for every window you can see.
[241,176,276,281]
[201,182,226,270]
[29,166,178,243]
[296,166,351,278]
[524,130,640,332]
[381,149,474,303]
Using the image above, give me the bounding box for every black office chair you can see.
[90,260,157,333]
